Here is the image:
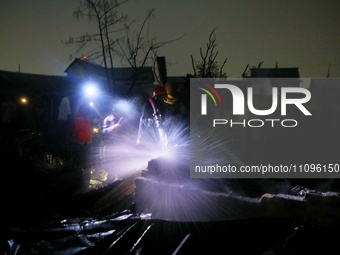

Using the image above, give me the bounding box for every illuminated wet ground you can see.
[1,115,340,253]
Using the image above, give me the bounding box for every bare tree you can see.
[242,61,264,78]
[64,0,129,93]
[64,1,183,96]
[117,8,184,95]
[191,28,227,78]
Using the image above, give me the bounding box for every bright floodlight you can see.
[83,82,99,98]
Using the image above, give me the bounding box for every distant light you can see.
[20,97,27,104]
[83,55,88,61]
[89,101,94,107]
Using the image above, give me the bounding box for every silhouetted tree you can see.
[117,8,183,95]
[64,0,129,93]
[64,0,183,96]
[242,61,264,78]
[191,28,227,78]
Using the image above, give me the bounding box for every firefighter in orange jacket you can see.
[73,104,92,144]
[73,103,92,191]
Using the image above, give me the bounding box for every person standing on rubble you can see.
[73,103,93,191]
[137,86,170,147]
[99,110,123,179]
[102,111,122,135]
[57,95,72,144]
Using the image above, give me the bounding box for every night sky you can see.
[0,0,339,78]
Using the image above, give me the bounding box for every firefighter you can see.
[102,111,121,134]
[137,86,170,147]
[72,103,92,191]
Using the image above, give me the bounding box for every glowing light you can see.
[94,97,190,182]
[83,82,99,98]
[20,97,27,104]
[158,128,168,149]
[115,99,132,114]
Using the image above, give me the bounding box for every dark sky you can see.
[1,0,340,78]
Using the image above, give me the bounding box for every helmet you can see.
[164,93,176,105]
[153,86,166,98]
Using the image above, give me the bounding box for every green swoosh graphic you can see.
[199,88,217,106]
